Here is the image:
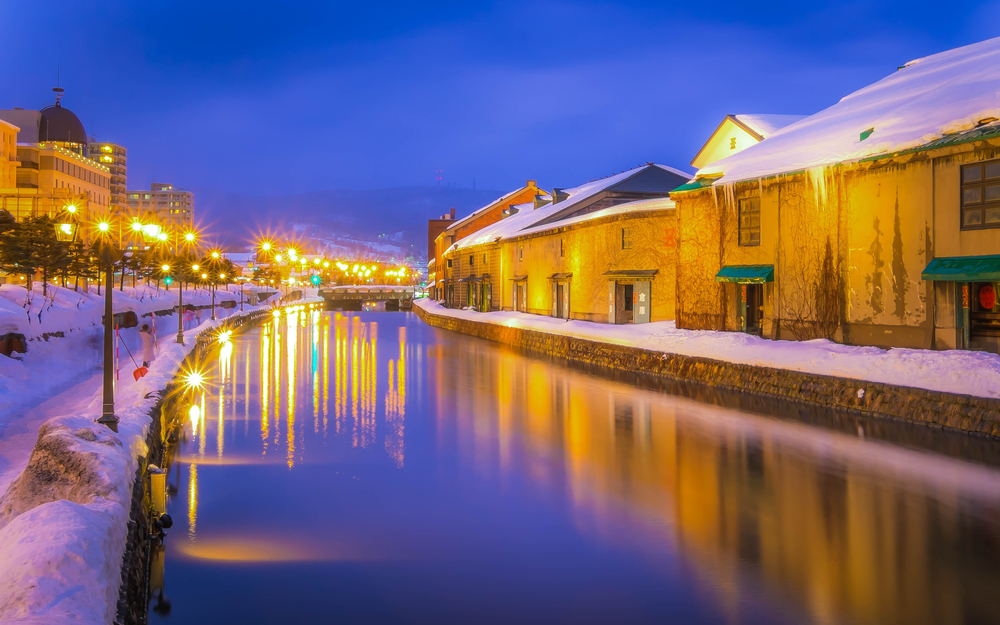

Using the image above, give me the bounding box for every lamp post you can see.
[96,238,123,433]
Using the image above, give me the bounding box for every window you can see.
[447,259,452,268]
[519,246,523,261]
[730,137,737,149]
[961,159,1000,229]
[483,253,487,264]
[469,255,474,266]
[739,196,761,246]
[560,239,564,257]
[622,228,633,250]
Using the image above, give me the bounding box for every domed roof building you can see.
[38,89,88,155]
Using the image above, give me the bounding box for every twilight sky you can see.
[2,1,998,196]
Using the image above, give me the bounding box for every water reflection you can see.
[156,311,1000,625]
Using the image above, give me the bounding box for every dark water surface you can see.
[151,310,1000,624]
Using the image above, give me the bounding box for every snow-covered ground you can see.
[416,299,1000,400]
[0,285,318,624]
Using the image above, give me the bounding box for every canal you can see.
[151,309,1000,624]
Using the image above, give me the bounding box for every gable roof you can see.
[529,163,689,228]
[452,163,688,250]
[698,36,1000,184]
[444,182,536,234]
[732,114,808,139]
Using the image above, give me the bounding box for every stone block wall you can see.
[416,304,1000,438]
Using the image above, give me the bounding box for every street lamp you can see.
[96,230,123,433]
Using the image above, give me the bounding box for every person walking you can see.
[139,323,156,368]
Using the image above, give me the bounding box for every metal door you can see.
[634,280,650,324]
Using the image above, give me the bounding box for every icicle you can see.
[807,165,830,210]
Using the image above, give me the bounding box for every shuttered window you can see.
[739,197,761,246]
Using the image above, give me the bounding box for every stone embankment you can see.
[415,303,1000,438]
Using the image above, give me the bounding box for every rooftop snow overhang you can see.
[715,265,775,283]
[603,269,659,278]
[921,255,1000,281]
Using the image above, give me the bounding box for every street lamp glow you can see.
[211,251,220,259]
[275,254,282,263]
[201,273,207,279]
[220,273,226,279]
[157,232,168,241]
[261,241,272,251]
[65,204,77,214]
[161,264,170,272]
[192,264,200,271]
[59,223,74,235]
[131,221,144,232]
[184,232,196,242]
[97,222,110,232]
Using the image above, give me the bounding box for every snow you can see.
[516,197,674,237]
[700,37,1000,184]
[453,164,680,251]
[0,288,318,624]
[733,114,808,138]
[416,299,1000,400]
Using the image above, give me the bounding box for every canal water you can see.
[151,309,1000,624]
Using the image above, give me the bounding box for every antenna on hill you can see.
[436,169,442,186]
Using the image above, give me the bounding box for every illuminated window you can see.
[961,159,1000,229]
[730,137,737,149]
[621,228,633,250]
[739,196,761,246]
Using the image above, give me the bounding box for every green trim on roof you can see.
[671,177,718,193]
[921,255,1000,281]
[715,265,774,284]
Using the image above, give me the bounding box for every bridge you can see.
[318,285,416,311]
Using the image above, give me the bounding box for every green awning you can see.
[715,265,774,284]
[922,255,1000,281]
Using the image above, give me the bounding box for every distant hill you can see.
[190,186,503,257]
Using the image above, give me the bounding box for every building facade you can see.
[426,207,456,298]
[126,182,194,230]
[672,38,1000,354]
[443,164,688,321]
[0,119,16,189]
[0,95,111,223]
[88,141,127,215]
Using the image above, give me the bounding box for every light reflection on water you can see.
[153,311,1000,625]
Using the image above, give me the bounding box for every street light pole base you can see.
[176,333,185,345]
[97,413,119,433]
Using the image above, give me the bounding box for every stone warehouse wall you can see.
[415,304,1000,438]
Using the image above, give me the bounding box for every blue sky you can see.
[2,1,998,195]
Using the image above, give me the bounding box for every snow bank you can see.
[416,299,1000,400]
[700,36,1000,183]
[0,292,320,625]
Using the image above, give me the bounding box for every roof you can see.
[39,103,87,146]
[516,197,674,238]
[444,182,536,233]
[732,114,807,139]
[699,36,1000,184]
[452,164,684,251]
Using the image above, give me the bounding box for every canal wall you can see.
[414,302,1000,438]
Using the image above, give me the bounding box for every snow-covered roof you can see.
[732,114,807,139]
[445,183,535,232]
[452,164,684,250]
[700,37,1000,184]
[516,197,675,238]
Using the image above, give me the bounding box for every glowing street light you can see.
[98,221,110,232]
[184,232,196,243]
[192,264,200,271]
[131,221,144,232]
[162,264,171,272]
[211,251,220,259]
[65,204,77,214]
[261,241,272,251]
